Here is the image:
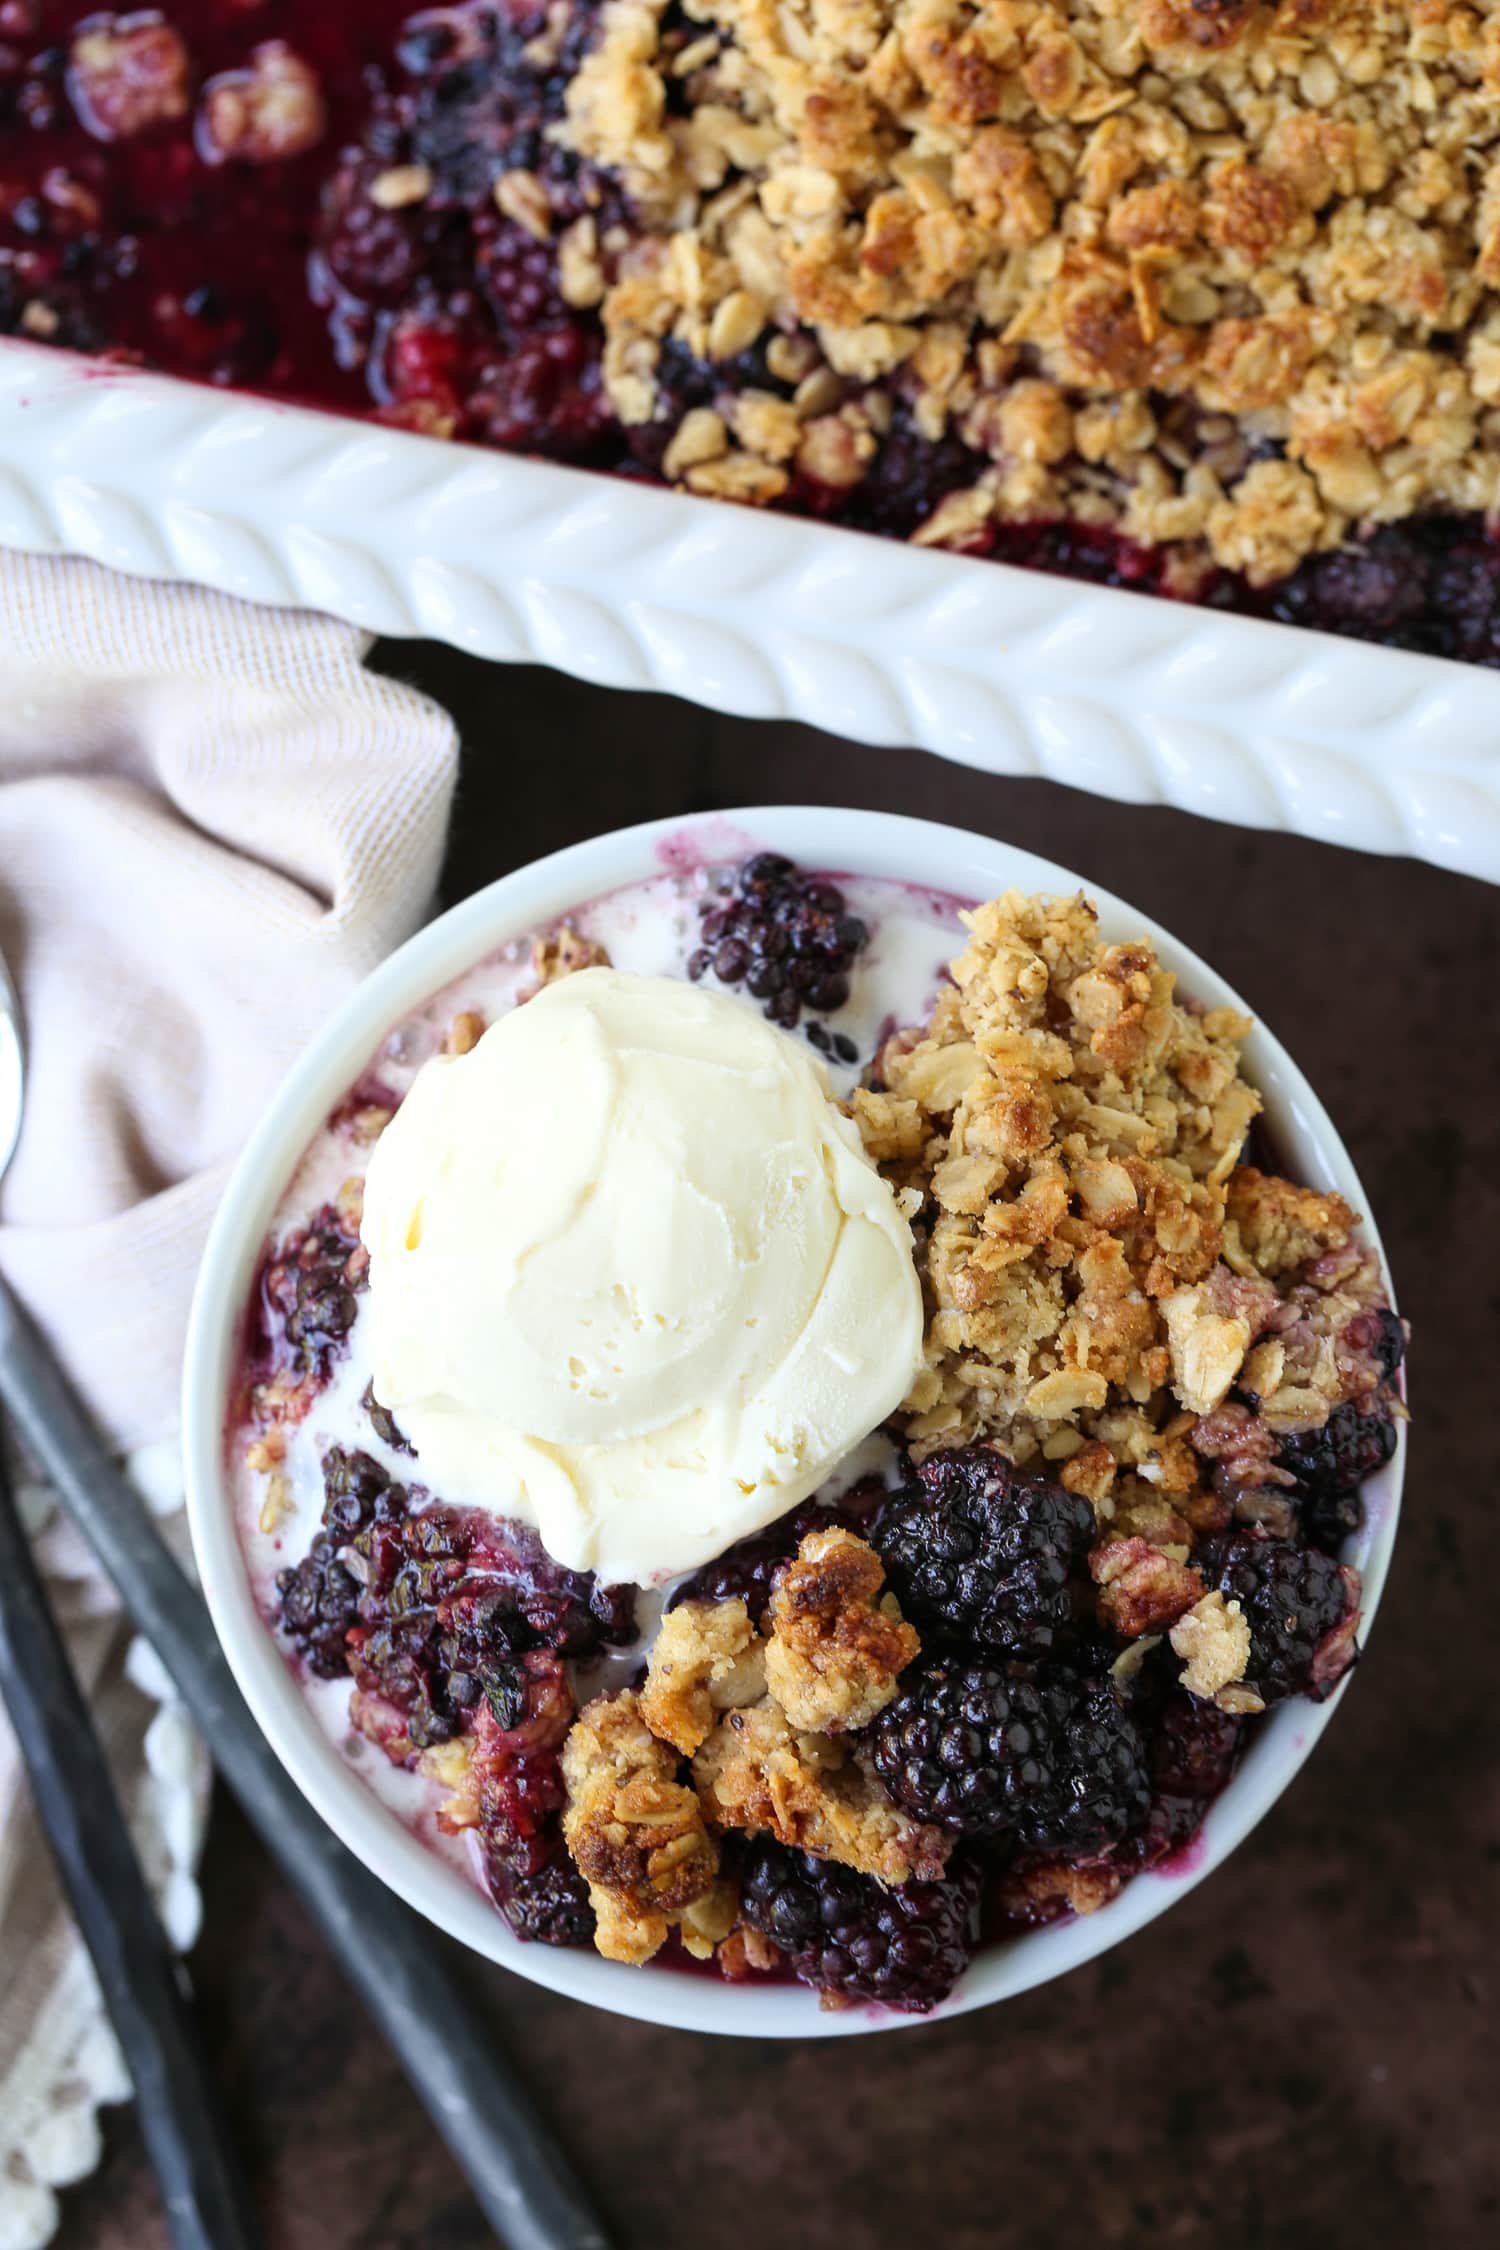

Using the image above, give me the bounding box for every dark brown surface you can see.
[61,660,1497,2250]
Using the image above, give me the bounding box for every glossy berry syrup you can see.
[0,2,423,398]
[5,2,1499,663]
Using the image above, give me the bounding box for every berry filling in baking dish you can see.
[231,849,1404,2015]
[3,3,1500,662]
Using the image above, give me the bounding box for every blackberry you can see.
[319,161,428,306]
[1146,1689,1244,1801]
[277,1446,634,1719]
[873,1446,1094,1659]
[1370,1308,1407,1380]
[275,1548,363,1681]
[687,852,870,1031]
[1276,1398,1397,1553]
[739,1838,979,2013]
[1197,1532,1360,1704]
[262,1203,366,1380]
[1431,539,1500,667]
[1270,528,1433,645]
[1026,1668,1151,1857]
[871,1657,1070,1837]
[871,1654,1149,1855]
[1113,1678,1247,1874]
[1279,1397,1399,1502]
[1261,515,1500,670]
[501,1858,596,1948]
[469,325,613,461]
[276,1445,409,1680]
[477,216,571,338]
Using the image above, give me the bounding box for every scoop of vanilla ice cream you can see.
[358,966,924,1584]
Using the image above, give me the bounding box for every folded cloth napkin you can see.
[0,550,458,2250]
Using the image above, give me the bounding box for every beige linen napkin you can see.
[0,551,459,2250]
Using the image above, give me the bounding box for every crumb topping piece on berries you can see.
[692,1697,950,1885]
[560,1690,723,1964]
[763,1526,918,1733]
[641,1597,766,1757]
[1169,1592,1256,1708]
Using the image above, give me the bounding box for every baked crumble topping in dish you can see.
[229,848,1404,2016]
[5,5,1500,660]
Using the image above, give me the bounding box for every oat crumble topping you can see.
[1170,1588,1256,1701]
[851,889,1386,1482]
[559,0,1500,578]
[692,1695,951,1882]
[853,887,1264,1465]
[762,1524,919,1731]
[567,1527,948,1965]
[995,1853,1124,1921]
[845,885,1391,1714]
[560,1689,724,1962]
[1091,1532,1204,1637]
[641,1595,768,1754]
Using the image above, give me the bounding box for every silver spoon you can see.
[0,947,612,2250]
[0,947,20,1179]
[0,950,262,2250]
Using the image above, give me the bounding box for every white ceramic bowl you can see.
[182,805,1404,2037]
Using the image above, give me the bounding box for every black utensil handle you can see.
[0,1281,612,2250]
[0,1442,262,2250]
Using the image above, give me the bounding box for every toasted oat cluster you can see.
[852,889,1390,1525]
[691,1687,950,1883]
[640,1594,767,1754]
[577,1526,946,1969]
[763,1525,920,1731]
[563,0,1500,581]
[560,1690,733,1962]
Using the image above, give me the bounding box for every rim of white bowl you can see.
[183,805,1404,2038]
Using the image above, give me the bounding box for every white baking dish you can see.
[2,336,1497,881]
